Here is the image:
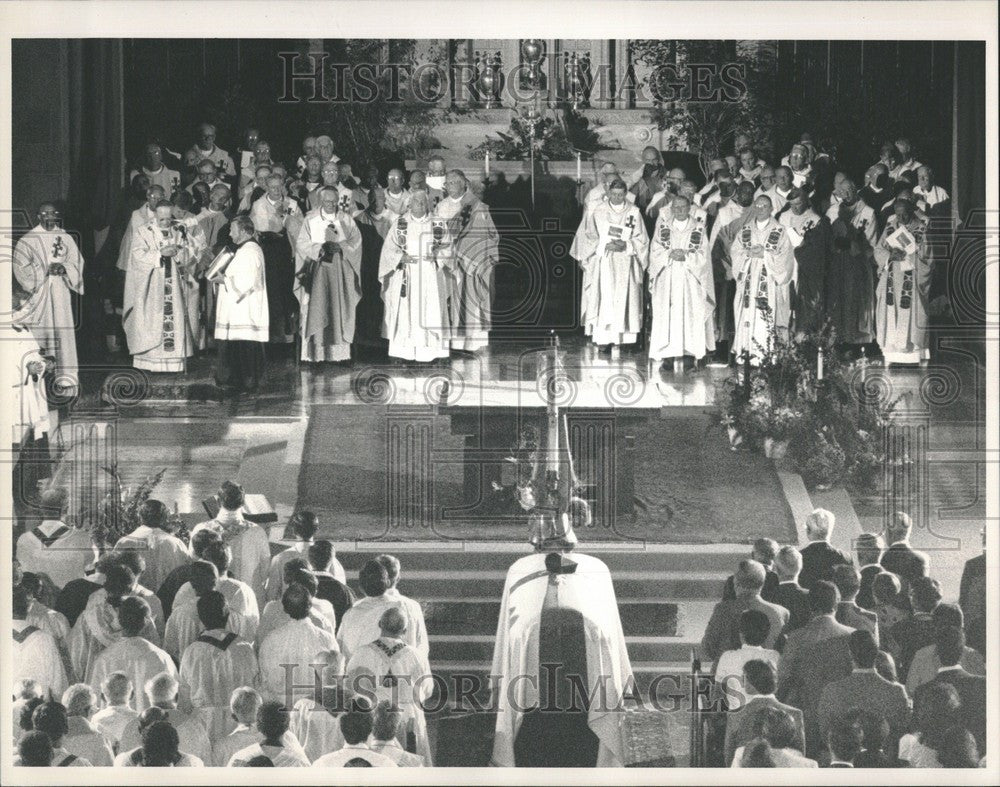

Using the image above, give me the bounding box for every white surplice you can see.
[258,617,340,703]
[731,218,795,361]
[179,628,260,741]
[337,592,428,664]
[13,619,68,699]
[86,635,177,712]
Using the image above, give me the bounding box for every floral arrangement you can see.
[87,464,189,549]
[468,107,611,162]
[721,323,897,491]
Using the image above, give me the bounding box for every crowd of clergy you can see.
[11,125,949,396]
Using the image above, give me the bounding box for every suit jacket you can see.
[816,671,910,747]
[959,553,986,656]
[889,612,936,682]
[836,602,879,645]
[798,541,852,592]
[773,581,811,634]
[856,564,882,610]
[724,695,806,766]
[933,668,986,754]
[701,596,790,663]
[722,569,780,604]
[879,542,929,587]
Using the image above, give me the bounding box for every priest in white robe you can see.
[731,196,795,362]
[378,190,454,362]
[116,185,162,273]
[211,216,269,391]
[874,195,933,365]
[490,549,633,767]
[179,591,260,741]
[294,186,363,362]
[345,608,433,764]
[436,170,498,352]
[114,499,190,596]
[647,195,715,366]
[385,168,411,216]
[13,203,85,390]
[123,201,199,372]
[86,597,177,712]
[129,143,181,197]
[575,179,649,347]
[13,585,69,700]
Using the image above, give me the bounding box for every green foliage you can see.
[468,108,612,161]
[722,321,898,491]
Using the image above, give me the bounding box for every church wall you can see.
[11,39,71,223]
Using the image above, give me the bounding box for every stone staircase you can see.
[330,542,744,700]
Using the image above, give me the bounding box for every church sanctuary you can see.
[5,19,995,777]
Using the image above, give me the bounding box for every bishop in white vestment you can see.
[123,202,199,372]
[294,187,363,362]
[647,196,715,363]
[13,204,85,389]
[378,191,454,362]
[575,179,649,346]
[731,196,795,362]
[874,196,932,364]
[490,551,633,767]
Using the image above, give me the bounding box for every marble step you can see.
[428,634,698,664]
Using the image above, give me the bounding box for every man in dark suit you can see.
[816,630,910,754]
[879,512,930,595]
[933,626,986,755]
[701,560,789,663]
[307,540,355,632]
[723,659,805,766]
[772,545,811,635]
[797,509,852,591]
[855,532,884,610]
[722,538,780,603]
[825,714,863,767]
[889,575,942,681]
[832,564,879,644]
[958,531,986,656]
[776,581,855,757]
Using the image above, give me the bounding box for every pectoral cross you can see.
[51,236,65,259]
[624,215,636,230]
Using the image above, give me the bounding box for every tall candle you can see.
[817,346,825,381]
[576,151,582,181]
[485,150,490,177]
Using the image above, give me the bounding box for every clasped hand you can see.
[606,239,628,252]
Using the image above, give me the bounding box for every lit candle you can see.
[485,150,490,177]
[576,151,582,182]
[817,346,825,381]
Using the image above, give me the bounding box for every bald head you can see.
[753,195,773,219]
[379,607,407,638]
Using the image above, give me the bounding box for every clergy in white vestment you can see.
[13,586,69,700]
[165,560,223,660]
[436,170,499,352]
[338,559,428,663]
[169,545,260,645]
[873,195,933,365]
[786,144,813,189]
[645,167,686,226]
[189,481,271,607]
[490,550,634,767]
[92,672,139,754]
[187,123,235,178]
[378,190,454,362]
[86,597,177,712]
[123,201,199,371]
[8,321,50,455]
[306,159,341,212]
[116,185,162,272]
[574,178,649,346]
[211,217,269,391]
[114,499,189,595]
[759,166,795,216]
[377,554,429,660]
[369,701,426,766]
[385,168,411,216]
[914,166,950,215]
[294,186,363,362]
[258,585,341,704]
[227,701,311,766]
[118,672,212,764]
[22,573,71,654]
[13,203,85,390]
[255,567,337,649]
[129,143,181,197]
[179,591,260,742]
[731,196,795,362]
[694,159,729,208]
[647,195,715,364]
[15,486,98,591]
[61,684,115,765]
[345,607,433,764]
[289,688,347,764]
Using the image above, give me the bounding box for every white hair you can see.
[62,684,98,717]
[805,508,835,540]
[145,672,179,704]
[229,686,262,725]
[100,672,132,704]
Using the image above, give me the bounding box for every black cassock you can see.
[258,229,296,342]
[790,216,832,336]
[354,211,392,353]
